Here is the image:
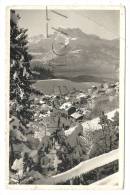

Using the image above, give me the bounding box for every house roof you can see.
[71,112,83,119]
[60,102,72,110]
[76,93,87,99]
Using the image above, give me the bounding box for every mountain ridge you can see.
[28,28,119,81]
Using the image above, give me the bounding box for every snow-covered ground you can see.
[52,149,119,184]
[65,109,119,136]
[89,172,119,187]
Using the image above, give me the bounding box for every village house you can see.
[106,88,115,95]
[71,112,84,122]
[109,83,117,88]
[103,82,109,90]
[88,88,93,95]
[98,88,106,95]
[76,93,89,104]
[60,102,76,115]
[91,85,98,94]
[79,107,91,118]
[87,98,96,110]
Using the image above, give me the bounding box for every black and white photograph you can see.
[8,6,125,188]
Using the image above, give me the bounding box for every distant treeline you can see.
[31,66,55,80]
[61,75,118,83]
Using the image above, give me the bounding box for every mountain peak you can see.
[29,28,119,80]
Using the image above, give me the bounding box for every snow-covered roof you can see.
[71,112,83,119]
[92,85,97,88]
[65,96,69,101]
[76,93,87,99]
[39,100,45,104]
[60,102,72,110]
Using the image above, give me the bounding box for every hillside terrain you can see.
[32,79,100,94]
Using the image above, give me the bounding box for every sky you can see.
[16,9,120,40]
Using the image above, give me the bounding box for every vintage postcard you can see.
[6,5,125,189]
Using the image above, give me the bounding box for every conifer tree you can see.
[10,10,33,129]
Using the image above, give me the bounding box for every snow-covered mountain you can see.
[28,28,119,81]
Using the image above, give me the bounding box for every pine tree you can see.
[9,10,34,172]
[10,10,33,128]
